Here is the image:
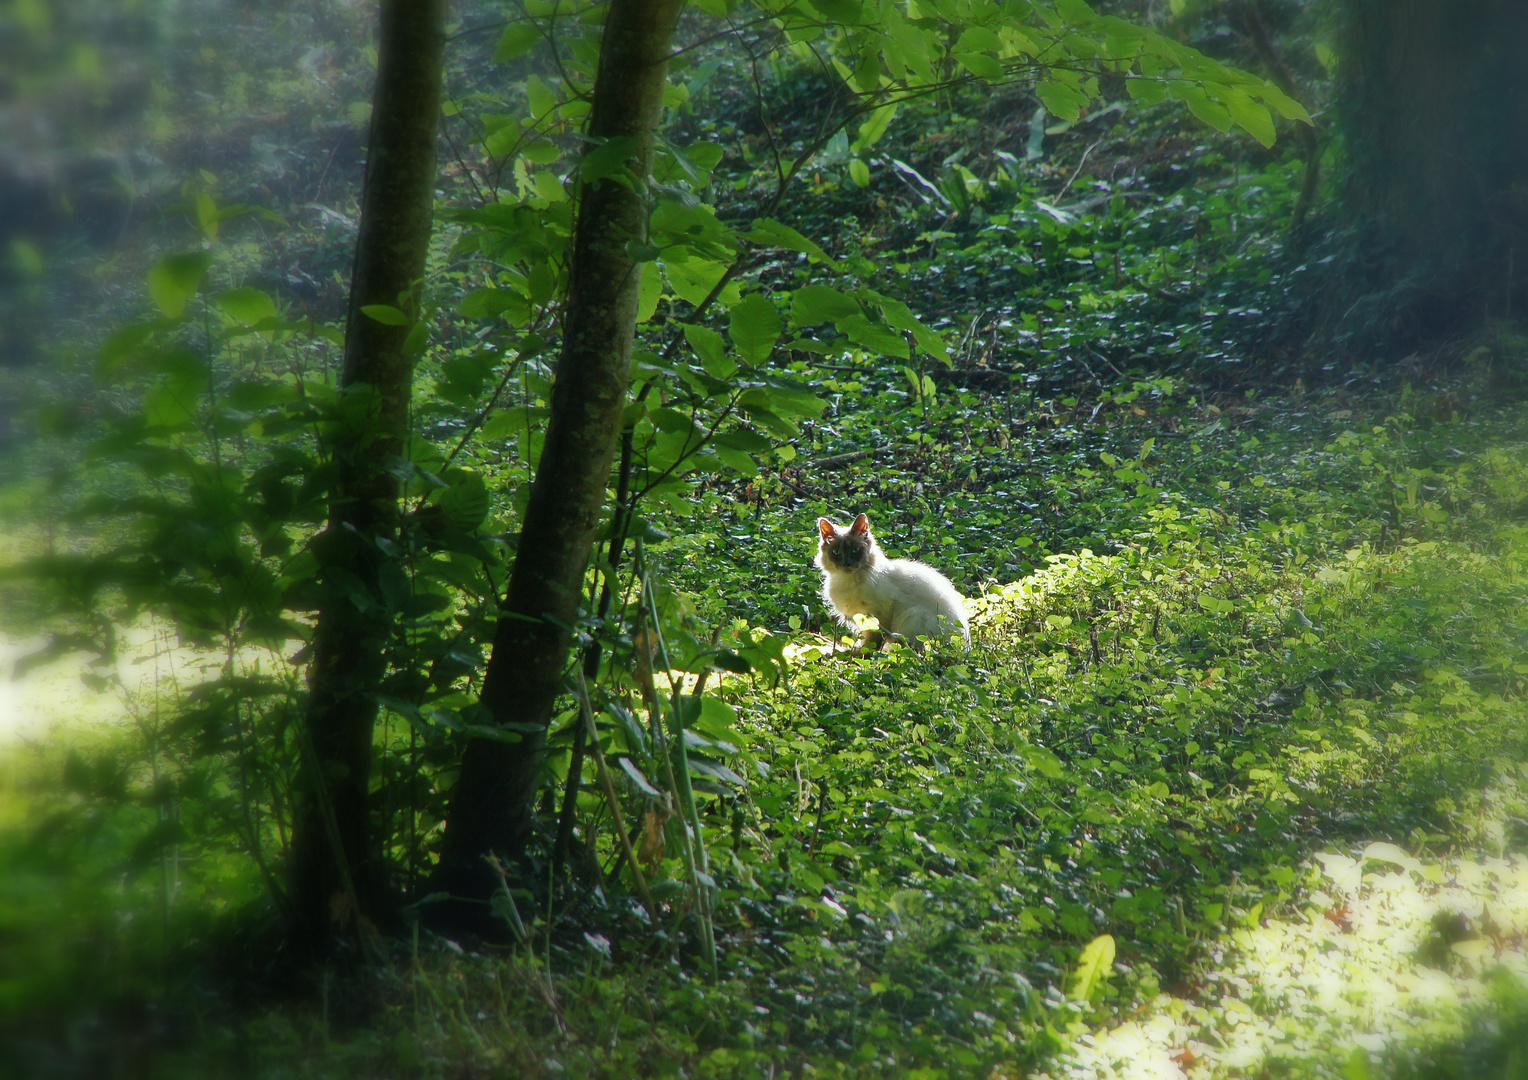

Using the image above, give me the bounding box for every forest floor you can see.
[3,363,1527,1079]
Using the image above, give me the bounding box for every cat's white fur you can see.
[816,513,970,651]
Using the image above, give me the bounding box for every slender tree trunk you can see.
[1231,0,1321,237]
[430,0,683,921]
[288,0,446,956]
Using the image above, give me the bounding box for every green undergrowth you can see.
[4,383,1528,1077]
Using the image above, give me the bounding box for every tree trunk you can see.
[288,0,446,957]
[1335,0,1528,343]
[430,0,683,923]
[1231,1,1321,237]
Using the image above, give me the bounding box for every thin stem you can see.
[572,665,658,920]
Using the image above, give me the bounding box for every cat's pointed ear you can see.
[850,513,870,535]
[817,517,836,540]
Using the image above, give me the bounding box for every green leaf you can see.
[459,287,530,324]
[752,375,824,417]
[148,251,212,318]
[617,756,661,797]
[714,428,772,454]
[685,142,724,173]
[142,350,208,429]
[790,284,861,328]
[806,0,862,23]
[737,396,799,438]
[683,323,730,371]
[1069,934,1115,1001]
[361,304,409,326]
[195,191,219,238]
[956,52,1004,81]
[1174,83,1233,132]
[728,294,782,364]
[848,158,871,187]
[402,321,430,356]
[1006,27,1038,56]
[651,407,699,436]
[11,238,42,276]
[580,135,642,184]
[622,515,671,543]
[1220,87,1275,147]
[841,314,908,357]
[1062,35,1101,64]
[664,256,739,309]
[851,103,898,153]
[636,264,662,324]
[1102,20,1147,58]
[1024,746,1065,778]
[525,75,557,118]
[1260,81,1311,123]
[215,287,278,327]
[850,42,881,93]
[533,170,567,202]
[1361,841,1422,875]
[1036,78,1089,122]
[1314,42,1336,77]
[711,649,751,674]
[439,470,490,529]
[715,447,758,476]
[521,140,561,165]
[903,365,923,398]
[885,14,934,83]
[746,218,839,268]
[955,26,1002,52]
[493,22,541,62]
[436,353,493,403]
[1126,78,1168,105]
[877,296,950,363]
[483,121,520,158]
[651,199,730,246]
[696,696,739,737]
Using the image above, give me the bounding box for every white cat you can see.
[815,513,970,651]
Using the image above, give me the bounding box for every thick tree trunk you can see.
[288,0,446,956]
[1335,0,1528,342]
[430,0,683,922]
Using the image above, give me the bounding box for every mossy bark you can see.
[430,0,684,923]
[288,0,445,957]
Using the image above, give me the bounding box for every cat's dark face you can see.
[817,513,875,570]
